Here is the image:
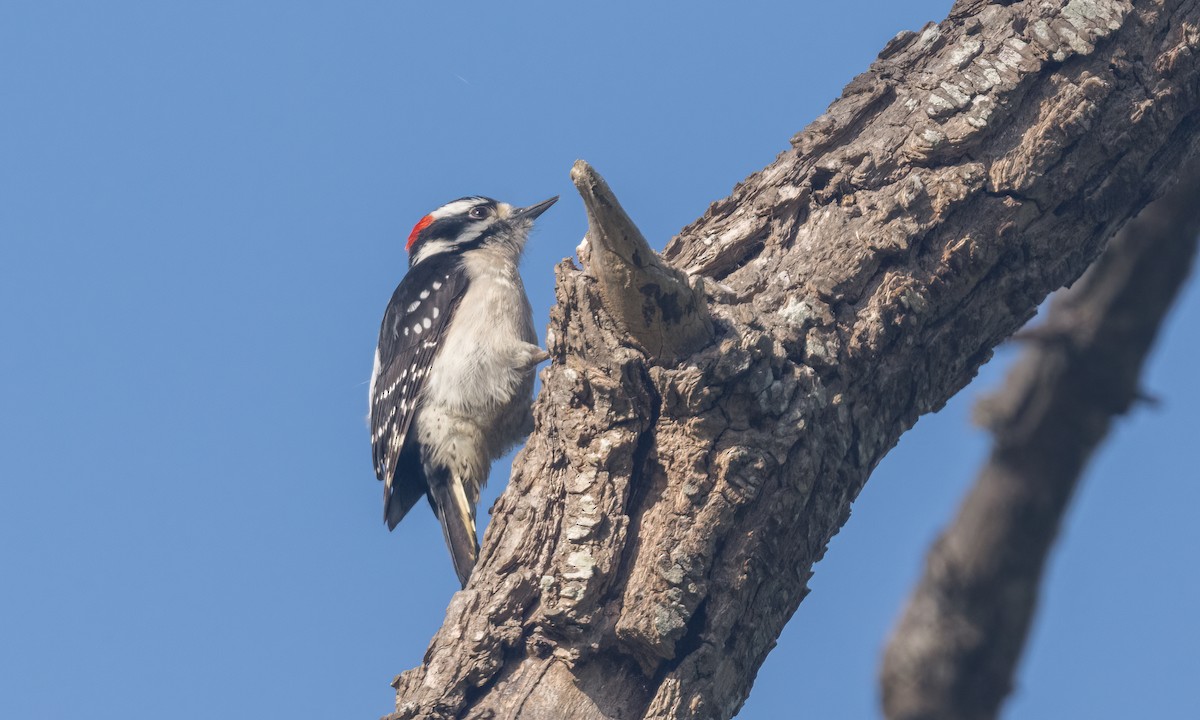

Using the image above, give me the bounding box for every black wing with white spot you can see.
[370,255,469,508]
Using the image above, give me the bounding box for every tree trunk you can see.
[389,1,1200,718]
[879,161,1200,720]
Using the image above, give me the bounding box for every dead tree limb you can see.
[388,2,1200,718]
[878,162,1200,720]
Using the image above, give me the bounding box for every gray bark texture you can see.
[879,162,1200,720]
[388,1,1200,718]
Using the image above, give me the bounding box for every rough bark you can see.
[879,162,1200,720]
[389,1,1200,718]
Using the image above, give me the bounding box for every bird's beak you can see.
[512,196,558,220]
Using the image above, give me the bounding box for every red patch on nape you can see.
[406,214,435,252]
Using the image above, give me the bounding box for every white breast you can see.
[422,248,537,423]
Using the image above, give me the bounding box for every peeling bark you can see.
[388,1,1200,718]
[879,162,1200,720]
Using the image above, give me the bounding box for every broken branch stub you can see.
[571,160,714,363]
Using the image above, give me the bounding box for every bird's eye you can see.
[468,206,489,219]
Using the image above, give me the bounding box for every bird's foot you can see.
[519,344,551,369]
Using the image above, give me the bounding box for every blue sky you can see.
[2,2,1197,718]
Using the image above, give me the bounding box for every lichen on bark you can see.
[388,1,1200,718]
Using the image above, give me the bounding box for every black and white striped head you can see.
[405,195,558,267]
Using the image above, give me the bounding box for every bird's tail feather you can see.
[427,468,479,589]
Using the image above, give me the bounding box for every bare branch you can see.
[388,2,1200,718]
[880,162,1200,720]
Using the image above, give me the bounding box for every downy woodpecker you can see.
[369,195,556,588]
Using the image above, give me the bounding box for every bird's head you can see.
[405,195,558,268]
